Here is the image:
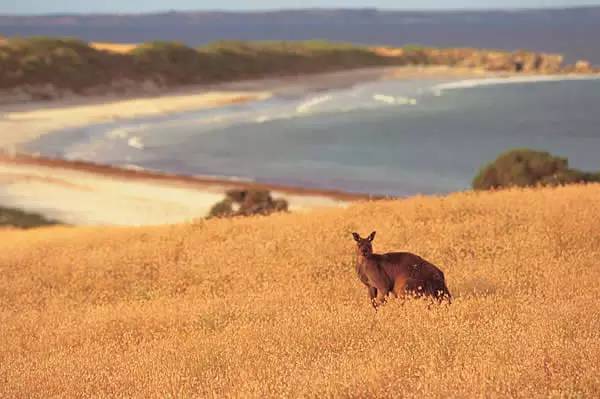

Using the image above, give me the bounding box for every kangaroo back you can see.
[378,252,452,302]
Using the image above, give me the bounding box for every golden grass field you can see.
[1,184,600,397]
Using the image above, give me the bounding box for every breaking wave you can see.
[296,95,333,113]
[373,94,417,105]
[432,74,600,94]
[127,136,144,150]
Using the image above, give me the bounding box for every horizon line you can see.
[1,4,600,18]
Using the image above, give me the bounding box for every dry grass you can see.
[1,184,600,397]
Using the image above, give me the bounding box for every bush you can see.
[208,189,289,218]
[473,148,600,190]
[0,206,60,228]
[207,198,234,219]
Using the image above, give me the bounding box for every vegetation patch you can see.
[473,148,600,190]
[131,41,205,85]
[0,37,123,93]
[0,37,393,96]
[208,189,288,218]
[0,36,573,100]
[0,206,60,228]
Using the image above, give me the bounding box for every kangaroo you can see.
[352,231,451,310]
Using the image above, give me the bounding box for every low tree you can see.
[208,189,288,218]
[0,206,60,228]
[473,148,600,190]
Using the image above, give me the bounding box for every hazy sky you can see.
[1,0,599,14]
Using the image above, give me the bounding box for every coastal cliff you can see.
[375,46,568,73]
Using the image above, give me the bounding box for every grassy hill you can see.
[0,37,572,100]
[1,184,599,397]
[0,38,396,96]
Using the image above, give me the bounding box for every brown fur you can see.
[352,231,452,310]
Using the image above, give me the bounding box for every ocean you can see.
[26,75,600,197]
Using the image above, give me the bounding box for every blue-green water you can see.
[27,76,600,196]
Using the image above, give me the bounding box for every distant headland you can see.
[0,36,596,104]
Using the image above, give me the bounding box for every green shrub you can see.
[0,206,60,228]
[473,148,600,190]
[208,189,288,218]
[208,198,234,219]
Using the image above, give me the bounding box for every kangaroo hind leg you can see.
[368,286,378,310]
[392,276,408,301]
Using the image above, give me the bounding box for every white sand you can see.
[0,161,347,226]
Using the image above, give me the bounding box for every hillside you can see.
[0,37,585,102]
[1,184,599,397]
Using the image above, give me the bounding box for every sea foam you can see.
[373,94,417,105]
[296,95,333,113]
[432,74,600,93]
[127,136,145,150]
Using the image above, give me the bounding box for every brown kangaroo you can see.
[352,231,451,310]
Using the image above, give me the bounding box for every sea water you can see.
[27,75,600,196]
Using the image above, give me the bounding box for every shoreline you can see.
[0,65,479,226]
[0,153,378,226]
[0,153,377,201]
[0,90,271,153]
[2,65,599,226]
[0,65,500,152]
[3,65,598,154]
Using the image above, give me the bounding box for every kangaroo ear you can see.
[352,232,361,242]
[367,231,376,241]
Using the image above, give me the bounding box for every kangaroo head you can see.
[352,231,376,257]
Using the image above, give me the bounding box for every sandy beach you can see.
[0,154,361,226]
[0,91,271,153]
